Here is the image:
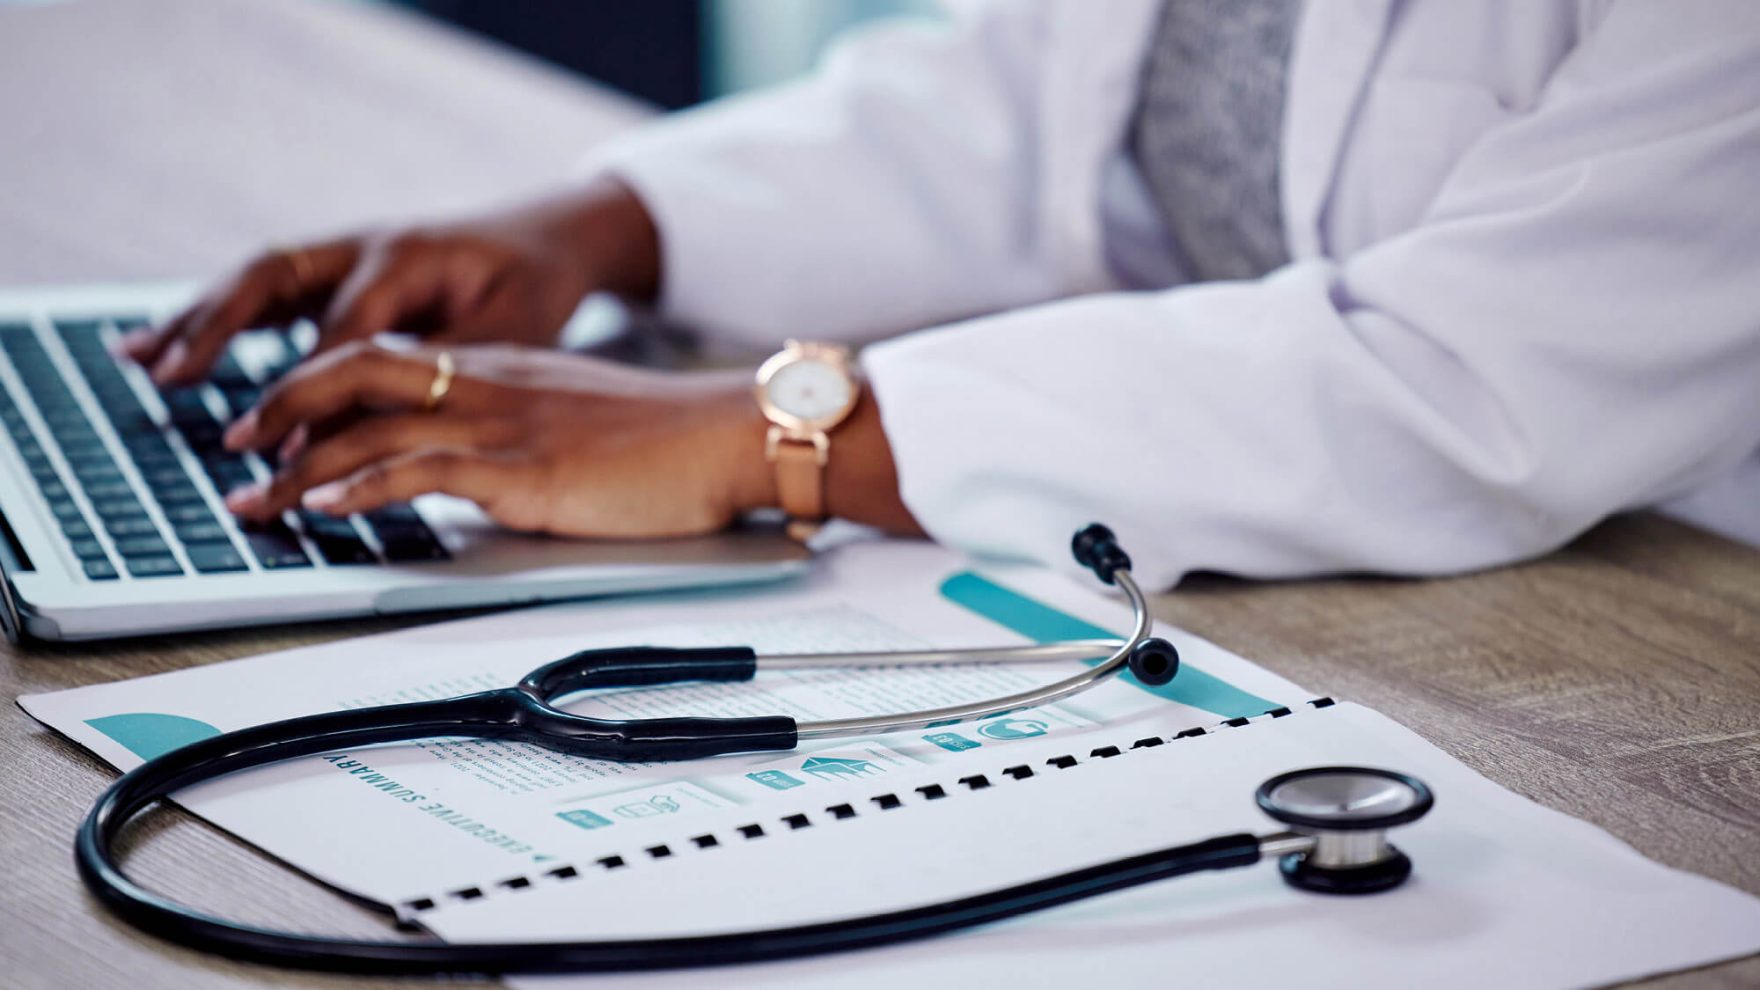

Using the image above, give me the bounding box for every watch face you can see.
[767,357,855,425]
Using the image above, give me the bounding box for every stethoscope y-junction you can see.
[76,525,1434,974]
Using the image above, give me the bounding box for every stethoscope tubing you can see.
[795,569,1152,739]
[82,762,1268,976]
[75,524,1194,973]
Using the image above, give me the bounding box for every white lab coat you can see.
[592,0,1760,588]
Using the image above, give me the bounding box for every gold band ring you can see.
[424,351,456,412]
[275,246,315,292]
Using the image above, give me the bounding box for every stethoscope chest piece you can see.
[1255,766,1435,895]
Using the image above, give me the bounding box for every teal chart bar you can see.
[938,572,1278,720]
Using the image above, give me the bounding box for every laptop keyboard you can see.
[0,316,448,581]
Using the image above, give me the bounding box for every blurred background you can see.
[395,0,942,109]
[0,0,946,288]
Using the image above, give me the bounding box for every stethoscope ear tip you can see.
[1071,523,1132,584]
[1128,636,1180,686]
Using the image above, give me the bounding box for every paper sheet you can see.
[20,540,1305,912]
[456,703,1760,990]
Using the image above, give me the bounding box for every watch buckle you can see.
[765,425,830,466]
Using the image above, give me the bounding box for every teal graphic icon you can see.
[924,732,980,752]
[85,712,221,760]
[556,808,614,830]
[800,756,882,781]
[747,769,805,791]
[977,718,1050,741]
[613,795,681,819]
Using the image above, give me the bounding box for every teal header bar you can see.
[938,572,1277,720]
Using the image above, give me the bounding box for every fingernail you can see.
[302,482,348,511]
[225,482,265,514]
[278,424,307,462]
[111,327,156,360]
[150,340,188,384]
[223,410,259,450]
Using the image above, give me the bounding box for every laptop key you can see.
[173,519,231,544]
[103,515,159,538]
[81,480,137,502]
[161,388,213,425]
[60,518,95,541]
[125,555,183,578]
[69,538,109,560]
[65,450,119,473]
[51,500,86,523]
[205,461,256,492]
[125,433,176,458]
[380,531,449,563]
[104,406,157,437]
[210,351,254,389]
[71,462,125,486]
[160,502,216,525]
[218,385,262,417]
[92,496,146,520]
[298,510,358,539]
[150,481,207,506]
[186,541,249,573]
[53,319,104,343]
[314,535,378,565]
[179,422,225,452]
[242,524,311,569]
[40,406,89,429]
[83,558,120,581]
[365,504,422,525]
[113,534,172,558]
[59,437,109,461]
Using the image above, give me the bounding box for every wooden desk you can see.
[3,3,1758,988]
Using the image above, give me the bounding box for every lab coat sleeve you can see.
[585,1,1072,350]
[865,4,1760,586]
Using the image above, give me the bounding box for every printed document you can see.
[20,539,1304,912]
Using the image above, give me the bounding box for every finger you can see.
[225,414,497,519]
[300,448,507,517]
[314,236,451,354]
[222,342,470,452]
[132,240,359,383]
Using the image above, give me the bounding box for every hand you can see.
[221,342,775,539]
[118,179,661,386]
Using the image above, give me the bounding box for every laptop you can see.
[0,282,811,642]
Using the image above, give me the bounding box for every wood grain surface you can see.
[2,2,1757,988]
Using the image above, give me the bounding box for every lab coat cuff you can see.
[862,332,1121,586]
[578,128,785,353]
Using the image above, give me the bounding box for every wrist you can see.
[547,176,662,304]
[711,387,781,516]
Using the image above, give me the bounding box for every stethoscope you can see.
[77,526,1435,974]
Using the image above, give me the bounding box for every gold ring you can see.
[276,246,315,292]
[424,351,456,412]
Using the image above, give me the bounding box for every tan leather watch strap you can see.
[772,439,826,524]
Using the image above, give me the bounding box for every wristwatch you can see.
[754,340,861,538]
